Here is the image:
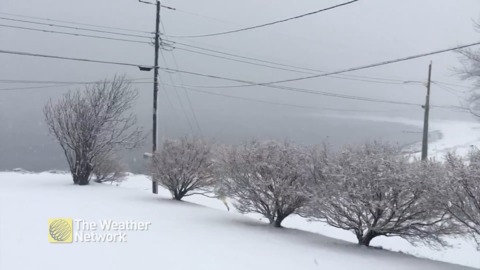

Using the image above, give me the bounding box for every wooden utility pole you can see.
[151,0,160,194]
[139,0,174,193]
[421,62,432,161]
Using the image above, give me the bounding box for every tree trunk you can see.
[273,218,283,228]
[272,211,286,228]
[268,216,275,225]
[357,230,378,247]
[74,162,92,186]
[72,175,79,185]
[78,176,90,185]
[173,190,186,201]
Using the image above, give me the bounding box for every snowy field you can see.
[0,171,478,270]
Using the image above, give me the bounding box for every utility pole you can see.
[139,0,162,194]
[421,62,432,161]
[152,0,160,194]
[139,0,174,193]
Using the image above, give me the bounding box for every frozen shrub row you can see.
[151,138,480,247]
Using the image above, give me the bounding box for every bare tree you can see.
[92,152,127,183]
[303,142,456,247]
[456,21,480,117]
[151,137,216,200]
[442,151,480,247]
[456,47,480,116]
[216,140,309,227]
[44,75,143,185]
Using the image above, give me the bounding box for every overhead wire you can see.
[0,49,466,110]
[0,11,152,34]
[159,47,196,134]
[162,82,415,113]
[162,22,203,135]
[0,78,152,84]
[0,77,415,113]
[5,11,476,89]
[0,78,153,91]
[0,17,153,38]
[0,24,150,44]
[0,77,467,112]
[157,67,424,107]
[433,80,473,89]
[173,46,406,86]
[1,12,440,86]
[433,83,467,100]
[0,49,148,67]
[254,41,480,86]
[0,83,79,91]
[160,66,472,112]
[166,0,358,38]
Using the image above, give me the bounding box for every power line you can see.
[0,79,92,84]
[170,53,203,135]
[433,83,467,100]
[0,82,153,91]
[0,17,153,39]
[0,13,434,86]
[0,49,149,67]
[433,80,473,89]
[156,72,177,120]
[0,24,150,44]
[257,41,480,86]
[0,77,412,113]
[161,20,202,135]
[0,11,152,34]
[0,77,467,112]
[159,67,423,107]
[0,48,461,109]
[159,47,196,134]
[171,6,354,51]
[0,78,151,84]
[175,47,317,74]
[167,40,416,83]
[165,42,203,135]
[0,83,78,91]
[176,46,409,86]
[0,78,153,91]
[161,67,471,111]
[166,0,358,38]
[164,83,414,113]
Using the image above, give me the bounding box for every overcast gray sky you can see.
[1,0,480,170]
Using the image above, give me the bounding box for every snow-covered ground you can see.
[427,120,480,158]
[1,116,480,270]
[0,171,478,270]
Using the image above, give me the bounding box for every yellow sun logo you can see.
[48,218,73,243]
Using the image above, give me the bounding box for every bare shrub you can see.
[442,151,480,247]
[303,142,456,247]
[216,140,309,227]
[44,75,143,185]
[92,153,127,183]
[151,137,216,200]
